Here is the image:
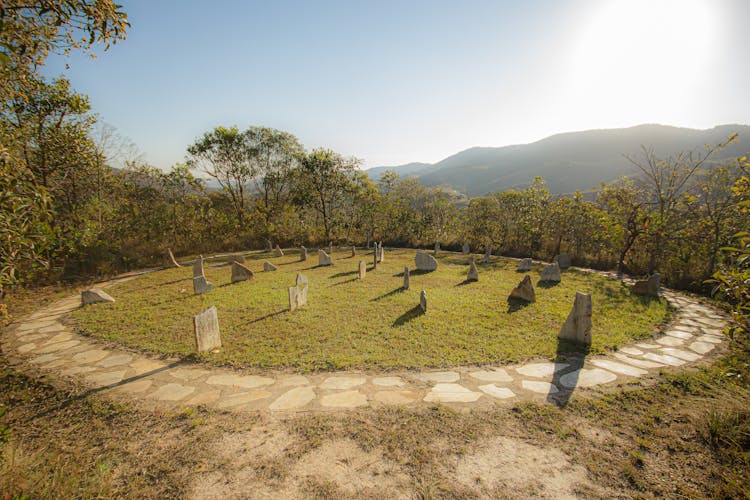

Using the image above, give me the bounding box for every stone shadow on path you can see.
[546,338,591,408]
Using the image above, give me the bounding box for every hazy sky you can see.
[42,0,750,170]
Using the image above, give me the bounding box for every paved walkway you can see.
[1,267,730,413]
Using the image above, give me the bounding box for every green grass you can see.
[72,248,668,371]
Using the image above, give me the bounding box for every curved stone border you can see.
[0,262,731,413]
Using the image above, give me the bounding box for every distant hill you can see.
[365,124,750,195]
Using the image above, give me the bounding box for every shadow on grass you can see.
[371,287,405,302]
[329,269,359,279]
[392,268,432,277]
[330,277,358,287]
[546,339,591,408]
[238,309,287,326]
[392,305,424,326]
[454,279,477,287]
[506,297,531,313]
[536,280,560,289]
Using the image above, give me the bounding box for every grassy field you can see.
[71,248,668,371]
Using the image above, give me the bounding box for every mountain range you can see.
[365,124,750,196]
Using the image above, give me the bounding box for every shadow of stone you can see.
[454,279,474,287]
[536,280,560,289]
[392,305,424,326]
[330,277,358,287]
[329,270,358,279]
[546,340,591,408]
[394,269,432,277]
[371,287,405,302]
[238,309,287,326]
[506,297,530,313]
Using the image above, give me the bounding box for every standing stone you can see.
[275,245,284,257]
[633,273,661,297]
[288,286,299,312]
[194,306,221,353]
[266,240,273,252]
[192,255,205,278]
[166,248,181,268]
[419,290,427,312]
[289,274,309,312]
[509,275,536,303]
[378,245,385,263]
[366,233,371,249]
[467,258,479,282]
[517,258,532,272]
[300,246,308,262]
[351,246,356,257]
[358,260,366,279]
[193,275,213,294]
[556,253,571,269]
[558,292,592,345]
[329,241,333,255]
[482,243,492,263]
[81,289,115,305]
[540,262,561,282]
[318,249,333,266]
[434,241,440,255]
[296,273,308,287]
[263,261,278,271]
[462,243,470,254]
[415,251,438,271]
[226,254,245,264]
[297,281,308,308]
[231,262,254,283]
[373,245,378,269]
[403,267,410,290]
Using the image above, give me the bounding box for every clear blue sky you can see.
[42,0,750,170]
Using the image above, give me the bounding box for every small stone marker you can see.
[509,275,535,303]
[358,260,366,279]
[378,244,385,263]
[540,262,561,282]
[434,241,440,255]
[263,261,278,271]
[633,273,660,297]
[467,258,479,282]
[556,253,571,269]
[166,248,181,268]
[517,258,532,272]
[296,273,308,287]
[230,262,254,283]
[420,290,427,312]
[275,245,284,257]
[226,254,245,264]
[289,274,309,312]
[403,267,410,289]
[288,286,299,312]
[194,306,221,353]
[351,246,356,257]
[318,249,333,266]
[415,251,438,271]
[366,234,371,249]
[192,255,205,278]
[558,292,592,345]
[193,275,213,294]
[482,243,492,263]
[81,289,115,305]
[373,246,378,269]
[300,246,307,262]
[462,243,470,254]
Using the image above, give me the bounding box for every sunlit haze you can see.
[42,0,750,170]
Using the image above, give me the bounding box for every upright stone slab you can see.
[263,261,278,271]
[558,292,592,345]
[289,274,309,312]
[517,258,532,272]
[482,243,492,263]
[300,246,308,262]
[415,251,438,271]
[366,234,371,249]
[318,249,333,266]
[462,243,470,254]
[434,241,440,255]
[275,245,284,257]
[194,306,221,353]
[351,246,356,257]
[372,246,378,269]
[403,267,410,290]
[226,254,245,264]
[288,286,299,312]
[420,290,427,312]
[231,262,254,283]
[378,245,385,263]
[192,255,205,278]
[509,275,536,303]
[296,273,308,287]
[358,260,366,279]
[467,259,479,282]
[81,289,115,305]
[556,253,571,269]
[193,276,213,294]
[297,281,308,308]
[633,273,660,297]
[166,248,181,268]
[540,262,561,282]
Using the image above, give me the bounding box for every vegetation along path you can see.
[1,253,730,413]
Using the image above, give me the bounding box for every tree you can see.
[597,179,647,276]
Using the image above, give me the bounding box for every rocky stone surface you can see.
[462,243,470,254]
[508,275,535,303]
[403,267,410,289]
[539,262,561,282]
[517,258,532,272]
[358,260,366,279]
[275,245,284,257]
[558,292,592,345]
[415,251,438,271]
[300,246,307,262]
[420,290,427,312]
[81,289,115,305]
[467,259,479,282]
[192,255,204,278]
[263,261,278,271]
[230,262,254,283]
[633,273,661,296]
[482,243,492,263]
[193,276,213,295]
[318,249,333,266]
[556,253,571,269]
[194,306,221,353]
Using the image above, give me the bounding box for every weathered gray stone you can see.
[226,254,245,264]
[192,255,204,278]
[633,273,660,297]
[559,368,616,388]
[288,286,300,312]
[194,306,221,353]
[289,274,308,312]
[320,376,366,390]
[81,289,115,305]
[300,246,307,261]
[351,246,356,257]
[482,243,492,263]
[358,260,366,279]
[166,248,181,267]
[403,267,410,289]
[193,276,213,294]
[509,275,535,303]
[372,245,378,268]
[423,383,481,403]
[379,244,385,263]
[540,262,561,282]
[269,386,316,410]
[296,273,308,287]
[467,258,479,282]
[434,241,440,254]
[415,251,438,271]
[462,243,470,254]
[318,249,332,266]
[263,261,278,271]
[517,258,532,272]
[274,245,284,257]
[420,290,427,312]
[556,253,571,269]
[230,262,254,282]
[558,292,592,345]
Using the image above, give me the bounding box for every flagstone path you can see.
[0,264,731,413]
